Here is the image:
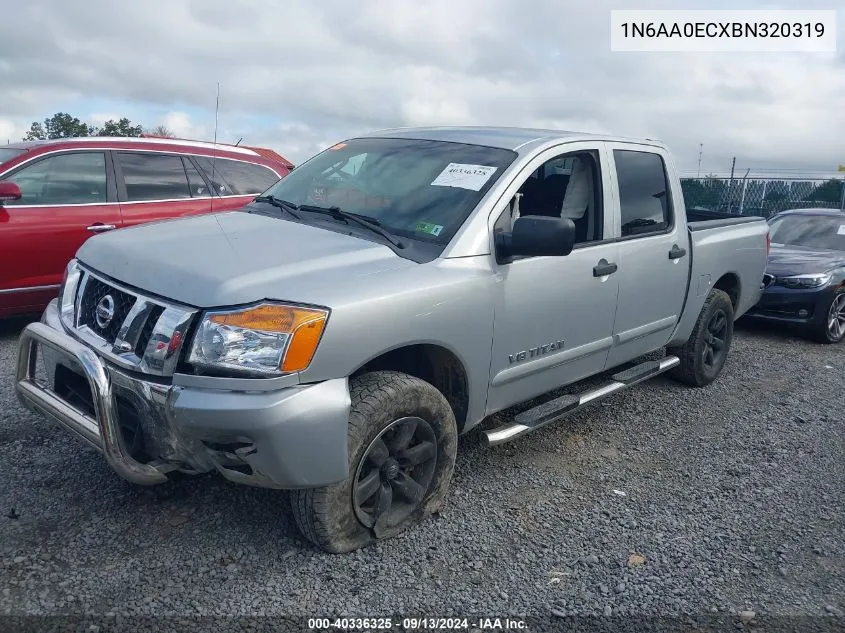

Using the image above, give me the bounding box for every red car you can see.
[0,136,293,317]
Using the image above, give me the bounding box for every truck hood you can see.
[76,211,417,308]
[766,243,845,277]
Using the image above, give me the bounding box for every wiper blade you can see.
[298,204,405,249]
[253,195,302,220]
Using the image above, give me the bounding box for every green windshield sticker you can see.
[416,222,444,236]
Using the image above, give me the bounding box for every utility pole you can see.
[738,168,751,215]
[697,144,703,178]
[727,156,736,210]
[839,176,845,212]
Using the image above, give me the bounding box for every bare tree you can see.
[146,125,176,138]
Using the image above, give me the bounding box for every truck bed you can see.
[686,207,767,228]
[666,211,769,348]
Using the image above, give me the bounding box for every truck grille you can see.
[60,262,198,377]
[78,277,137,344]
[134,305,165,357]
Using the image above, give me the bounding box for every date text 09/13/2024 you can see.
[307,617,528,630]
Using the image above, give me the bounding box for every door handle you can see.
[668,244,687,259]
[593,259,618,277]
[87,223,116,233]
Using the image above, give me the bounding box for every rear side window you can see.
[613,150,673,237]
[118,153,192,202]
[4,152,107,205]
[183,158,209,197]
[194,157,280,195]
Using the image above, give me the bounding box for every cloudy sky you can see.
[1,0,843,176]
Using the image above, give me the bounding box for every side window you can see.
[117,153,191,201]
[545,157,577,176]
[182,158,209,197]
[613,150,673,237]
[338,153,365,176]
[317,154,365,185]
[4,152,107,205]
[194,157,279,195]
[192,156,229,195]
[507,151,603,246]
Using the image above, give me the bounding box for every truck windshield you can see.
[768,213,845,251]
[256,137,517,245]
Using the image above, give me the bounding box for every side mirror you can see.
[0,181,22,204]
[495,215,576,263]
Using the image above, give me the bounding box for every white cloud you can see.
[0,119,27,144]
[89,112,121,126]
[161,111,207,139]
[0,0,842,172]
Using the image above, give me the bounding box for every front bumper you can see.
[743,283,835,329]
[15,300,352,489]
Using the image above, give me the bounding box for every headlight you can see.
[777,272,832,289]
[187,302,329,375]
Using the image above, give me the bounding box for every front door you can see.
[0,150,122,314]
[604,144,688,368]
[487,145,620,414]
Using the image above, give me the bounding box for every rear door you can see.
[603,144,688,367]
[114,151,219,226]
[0,150,121,315]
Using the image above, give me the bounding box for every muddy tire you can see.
[668,289,734,387]
[812,288,845,344]
[289,371,458,553]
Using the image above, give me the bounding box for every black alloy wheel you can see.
[352,416,438,532]
[702,309,728,371]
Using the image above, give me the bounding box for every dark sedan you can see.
[744,209,845,343]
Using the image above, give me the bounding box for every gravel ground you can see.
[0,315,842,631]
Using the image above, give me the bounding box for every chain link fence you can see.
[681,176,845,218]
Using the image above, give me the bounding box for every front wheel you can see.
[813,288,845,344]
[668,289,734,387]
[290,371,458,553]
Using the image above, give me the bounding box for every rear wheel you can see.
[290,371,457,553]
[813,288,845,344]
[668,289,734,387]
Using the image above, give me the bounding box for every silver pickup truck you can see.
[16,127,769,552]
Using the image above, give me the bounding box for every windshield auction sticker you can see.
[431,163,498,191]
[415,222,444,236]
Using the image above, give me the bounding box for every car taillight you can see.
[765,230,771,257]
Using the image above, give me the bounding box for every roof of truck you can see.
[357,126,668,153]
